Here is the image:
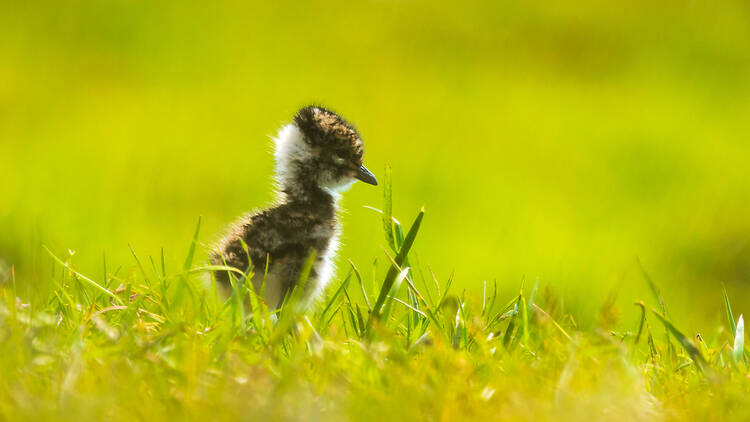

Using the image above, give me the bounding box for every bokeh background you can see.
[2,0,749,329]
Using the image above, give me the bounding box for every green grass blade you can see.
[638,258,667,316]
[434,271,454,313]
[382,164,396,252]
[318,269,352,329]
[723,286,737,336]
[173,217,202,308]
[500,294,522,314]
[44,246,124,305]
[185,265,247,277]
[348,260,371,311]
[633,301,646,348]
[102,253,109,289]
[482,279,497,319]
[528,278,539,312]
[369,207,424,328]
[533,304,577,347]
[128,244,152,286]
[520,295,529,345]
[502,308,518,349]
[355,304,366,335]
[652,310,706,369]
[183,216,202,271]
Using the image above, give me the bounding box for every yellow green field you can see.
[1,1,750,420]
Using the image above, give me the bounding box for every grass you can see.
[3,0,750,330]
[2,1,750,419]
[1,178,749,422]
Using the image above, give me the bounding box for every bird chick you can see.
[211,105,377,308]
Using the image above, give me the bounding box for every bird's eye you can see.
[334,154,346,165]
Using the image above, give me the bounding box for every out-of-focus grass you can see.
[2,0,750,331]
[1,192,749,421]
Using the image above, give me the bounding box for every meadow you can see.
[2,0,750,420]
[1,182,749,421]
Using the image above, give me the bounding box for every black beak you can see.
[355,165,378,185]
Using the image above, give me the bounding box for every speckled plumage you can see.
[211,106,377,308]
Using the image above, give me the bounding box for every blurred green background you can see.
[1,0,749,329]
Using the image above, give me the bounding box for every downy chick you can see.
[211,105,377,308]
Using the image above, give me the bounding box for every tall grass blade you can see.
[348,260,371,311]
[183,216,202,271]
[528,278,539,312]
[652,310,706,369]
[639,259,675,361]
[633,302,646,347]
[394,221,411,270]
[382,165,396,252]
[482,279,498,318]
[318,269,352,329]
[503,318,517,350]
[638,258,667,316]
[369,207,424,329]
[128,245,152,286]
[174,217,202,308]
[381,267,411,322]
[723,286,737,336]
[520,295,529,345]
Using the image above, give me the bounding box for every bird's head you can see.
[274,105,377,197]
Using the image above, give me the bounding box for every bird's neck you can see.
[279,176,338,218]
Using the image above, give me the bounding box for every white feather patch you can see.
[272,124,311,193]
